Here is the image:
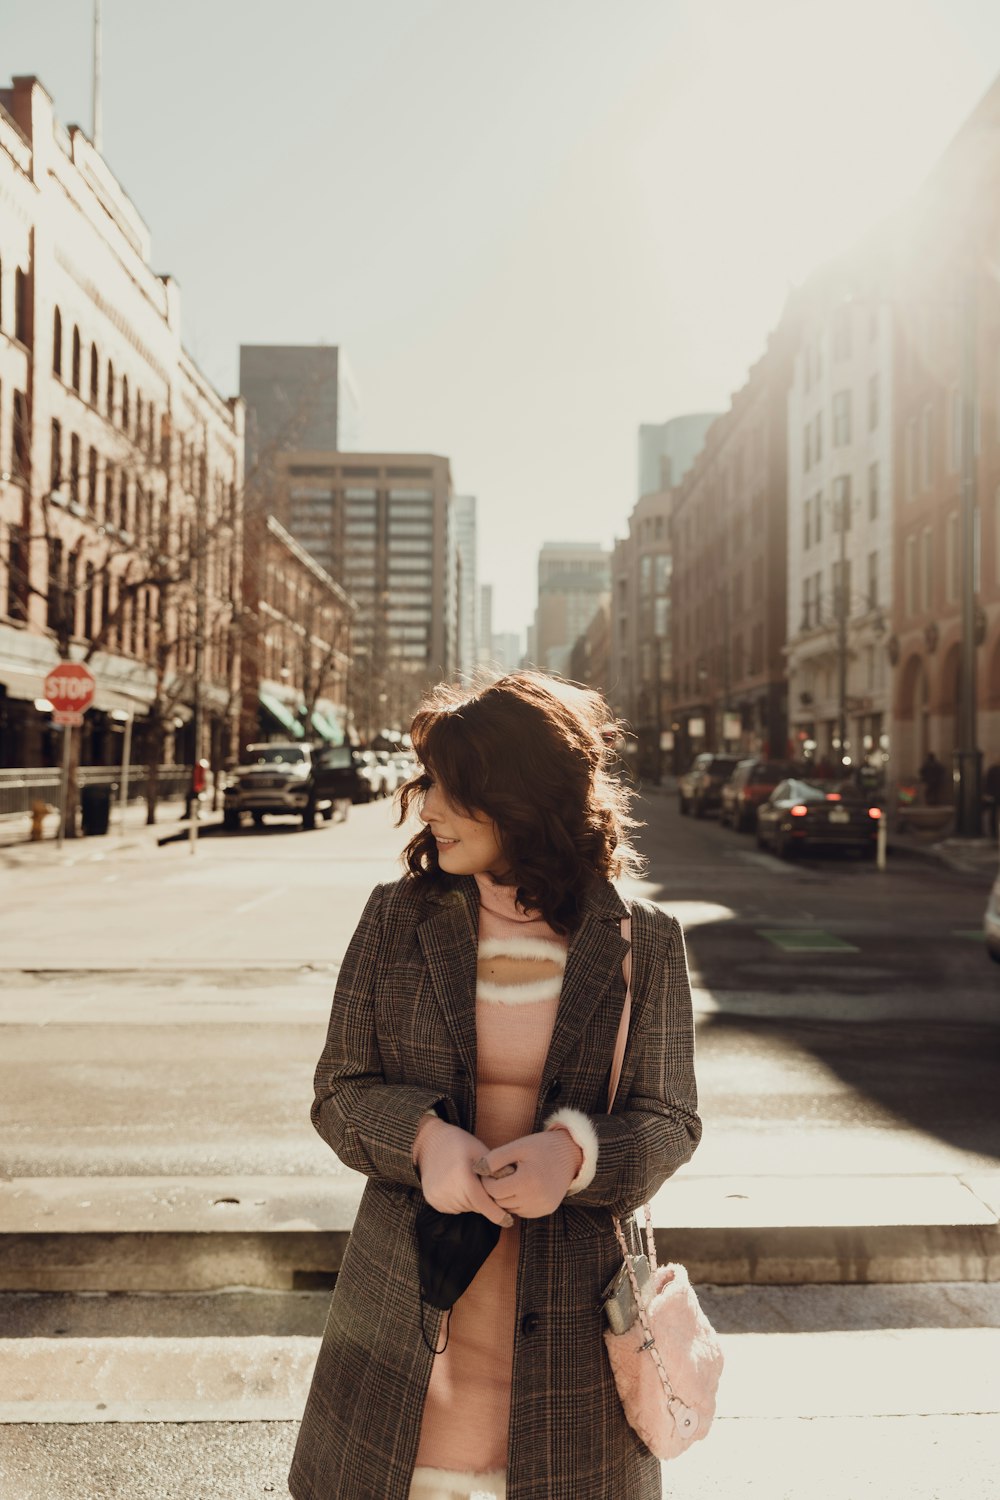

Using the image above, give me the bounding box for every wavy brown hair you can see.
[397,671,642,932]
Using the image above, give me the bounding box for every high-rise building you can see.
[239,345,360,478]
[477,584,494,669]
[491,632,523,672]
[452,496,478,679]
[532,542,611,676]
[272,451,455,734]
[638,413,718,499]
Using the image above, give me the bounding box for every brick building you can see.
[239,514,355,752]
[668,332,795,770]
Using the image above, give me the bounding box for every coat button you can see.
[521,1312,540,1336]
[544,1078,562,1103]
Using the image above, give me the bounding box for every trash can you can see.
[81,783,114,836]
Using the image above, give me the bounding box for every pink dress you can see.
[410,876,569,1500]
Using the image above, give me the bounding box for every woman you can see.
[289,672,701,1500]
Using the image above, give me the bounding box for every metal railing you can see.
[0,766,191,819]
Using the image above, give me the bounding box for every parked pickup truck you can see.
[223,742,366,831]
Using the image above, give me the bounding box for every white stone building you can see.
[0,75,244,773]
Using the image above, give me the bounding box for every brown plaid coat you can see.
[289,873,701,1500]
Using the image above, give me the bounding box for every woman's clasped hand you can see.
[413,1115,514,1227]
[474,1127,584,1218]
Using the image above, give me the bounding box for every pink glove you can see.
[475,1128,584,1219]
[413,1116,513,1228]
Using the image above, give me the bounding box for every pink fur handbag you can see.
[601,916,724,1461]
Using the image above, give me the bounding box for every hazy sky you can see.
[4,0,1000,635]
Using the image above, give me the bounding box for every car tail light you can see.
[790,805,808,817]
[868,807,882,820]
[825,792,842,802]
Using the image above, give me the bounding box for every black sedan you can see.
[756,778,882,859]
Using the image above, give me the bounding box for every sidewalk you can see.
[0,798,217,862]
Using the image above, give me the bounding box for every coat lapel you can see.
[416,877,479,1080]
[541,881,630,1088]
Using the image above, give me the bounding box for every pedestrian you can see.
[919,750,946,807]
[289,671,701,1500]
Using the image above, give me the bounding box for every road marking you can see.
[757,929,859,953]
[233,887,286,916]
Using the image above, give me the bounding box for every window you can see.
[815,411,822,462]
[921,405,934,489]
[14,268,28,344]
[833,391,851,446]
[802,575,812,630]
[89,343,99,405]
[803,499,811,551]
[949,388,961,472]
[47,537,65,632]
[12,391,28,478]
[868,374,879,431]
[868,462,879,520]
[69,433,80,506]
[905,418,917,501]
[904,535,916,617]
[803,424,812,472]
[71,326,81,392]
[50,419,62,491]
[833,475,851,530]
[119,471,130,535]
[832,558,852,617]
[88,447,98,514]
[105,464,116,528]
[53,306,62,376]
[160,413,171,470]
[946,512,959,603]
[921,528,932,613]
[121,376,130,433]
[815,490,823,544]
[867,550,879,609]
[4,521,28,621]
[833,306,852,360]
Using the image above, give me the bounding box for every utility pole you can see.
[954,271,982,836]
[836,486,849,767]
[92,0,102,152]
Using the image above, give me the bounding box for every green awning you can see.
[259,690,304,739]
[310,708,343,744]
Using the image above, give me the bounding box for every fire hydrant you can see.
[30,800,51,841]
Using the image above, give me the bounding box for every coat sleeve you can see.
[565,914,701,1217]
[311,884,456,1186]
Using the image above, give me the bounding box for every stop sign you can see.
[44,662,96,715]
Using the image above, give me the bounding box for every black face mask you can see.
[416,1204,501,1351]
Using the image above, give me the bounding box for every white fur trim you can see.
[478,937,566,965]
[410,1466,507,1500]
[544,1106,599,1195]
[477,976,563,1004]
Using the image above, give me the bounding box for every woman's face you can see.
[419,777,511,881]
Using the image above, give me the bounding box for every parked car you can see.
[756,778,881,859]
[983,869,1000,964]
[357,750,392,800]
[678,753,740,818]
[223,742,364,830]
[720,759,793,832]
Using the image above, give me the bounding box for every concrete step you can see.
[2,1171,999,1292]
[2,1296,998,1424]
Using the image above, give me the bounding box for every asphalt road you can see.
[0,790,997,1182]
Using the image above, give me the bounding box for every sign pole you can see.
[119,712,133,832]
[56,722,72,851]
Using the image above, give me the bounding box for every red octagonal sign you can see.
[44,662,96,715]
